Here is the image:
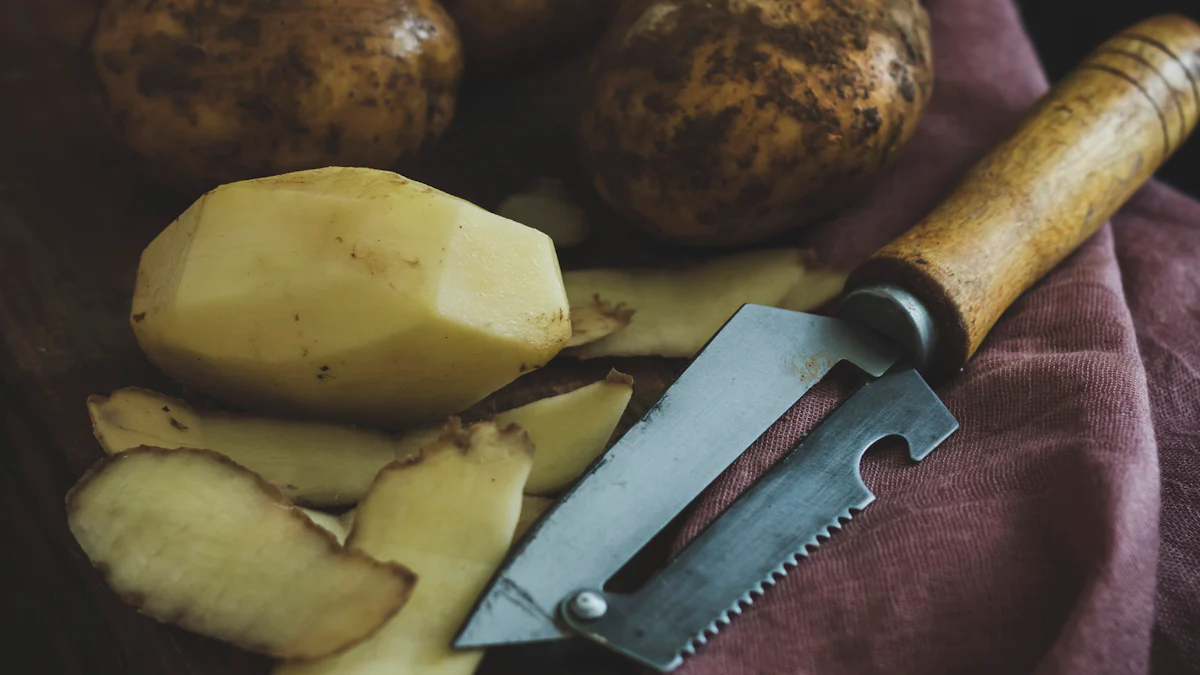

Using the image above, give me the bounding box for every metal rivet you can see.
[567,591,608,621]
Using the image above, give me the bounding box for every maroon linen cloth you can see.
[672,1,1200,673]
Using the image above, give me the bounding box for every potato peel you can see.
[496,368,633,495]
[298,508,351,546]
[310,495,554,549]
[567,295,636,347]
[780,265,853,313]
[90,373,632,503]
[562,249,848,359]
[275,419,534,675]
[338,509,357,533]
[515,495,554,540]
[87,388,398,507]
[66,447,416,661]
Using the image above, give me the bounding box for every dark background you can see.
[1018,0,1200,198]
[0,3,1197,675]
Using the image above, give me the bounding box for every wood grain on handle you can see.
[845,14,1200,375]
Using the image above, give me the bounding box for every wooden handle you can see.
[844,14,1200,376]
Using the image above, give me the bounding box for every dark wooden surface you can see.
[5,1,1200,673]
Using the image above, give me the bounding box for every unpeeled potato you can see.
[578,0,933,246]
[91,0,463,189]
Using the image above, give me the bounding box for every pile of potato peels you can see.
[68,166,846,673]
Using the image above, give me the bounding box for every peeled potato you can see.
[89,371,632,504]
[130,167,571,428]
[564,249,847,358]
[66,447,415,660]
[275,420,533,675]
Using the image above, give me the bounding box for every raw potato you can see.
[130,167,571,428]
[91,0,463,189]
[496,370,634,495]
[497,179,590,248]
[564,249,847,358]
[87,388,400,506]
[578,0,933,245]
[89,371,632,503]
[441,0,621,76]
[567,296,636,347]
[275,420,534,675]
[66,447,415,660]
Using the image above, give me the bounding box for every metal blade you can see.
[558,365,958,670]
[455,305,899,648]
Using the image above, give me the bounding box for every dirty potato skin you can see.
[92,0,463,190]
[578,0,933,246]
[442,0,621,77]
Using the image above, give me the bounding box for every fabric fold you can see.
[668,1,1194,673]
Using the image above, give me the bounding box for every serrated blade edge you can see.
[674,506,861,664]
[560,366,958,671]
[455,307,899,649]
